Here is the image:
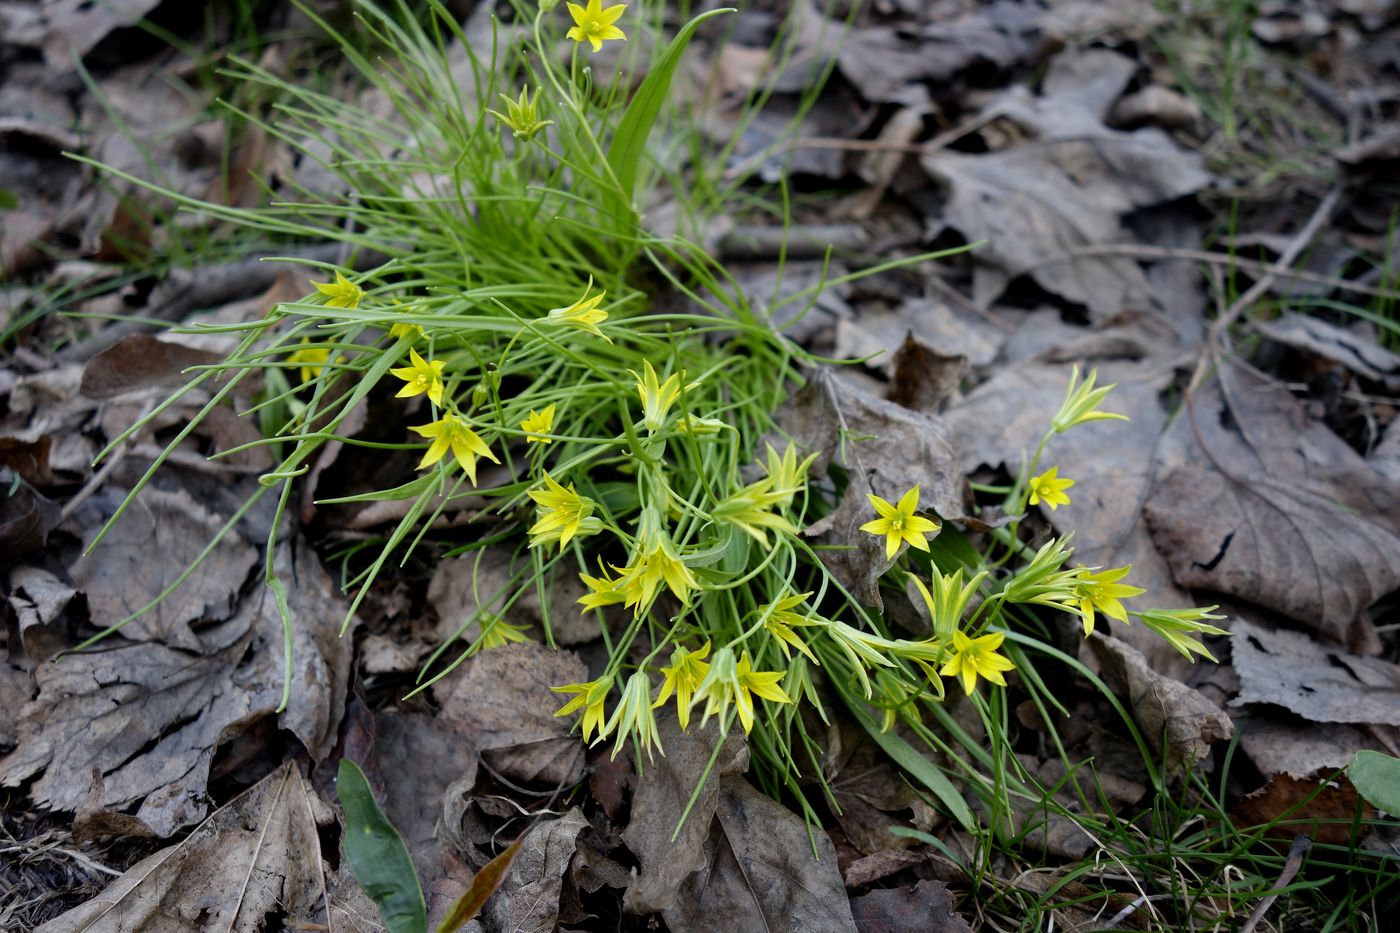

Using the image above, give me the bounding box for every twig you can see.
[1043,238,1398,302]
[1240,835,1311,933]
[1208,185,1342,345]
[1187,186,1342,394]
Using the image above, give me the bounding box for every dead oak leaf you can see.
[481,809,590,933]
[34,763,331,933]
[1145,359,1400,646]
[1230,618,1400,726]
[849,879,973,933]
[922,51,1209,318]
[68,487,258,651]
[0,539,352,836]
[434,642,588,788]
[774,368,975,608]
[623,717,748,914]
[663,775,857,933]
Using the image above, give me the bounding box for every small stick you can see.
[1240,834,1311,933]
[1035,241,1400,302]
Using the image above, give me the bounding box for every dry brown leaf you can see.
[775,368,975,607]
[481,809,589,933]
[0,641,31,748]
[40,0,163,68]
[79,335,225,400]
[1237,715,1384,779]
[0,474,61,571]
[68,487,258,651]
[886,332,970,413]
[1145,360,1400,646]
[834,297,1007,372]
[848,879,973,933]
[7,565,77,662]
[428,547,596,649]
[623,717,748,914]
[0,539,352,836]
[34,763,330,933]
[1232,771,1372,846]
[823,721,936,856]
[663,776,857,933]
[1254,313,1400,386]
[1089,633,1233,774]
[1231,618,1400,725]
[365,710,477,925]
[922,51,1209,318]
[434,642,587,788]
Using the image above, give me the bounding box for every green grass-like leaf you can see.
[605,8,735,211]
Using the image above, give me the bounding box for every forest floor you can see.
[3,1,1400,931]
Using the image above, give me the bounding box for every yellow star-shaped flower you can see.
[653,641,711,731]
[546,279,611,341]
[310,270,363,309]
[410,413,498,484]
[1074,565,1146,636]
[287,345,331,384]
[566,0,627,53]
[1028,466,1075,511]
[859,486,940,560]
[389,348,446,407]
[552,676,612,743]
[520,403,556,444]
[939,629,1016,695]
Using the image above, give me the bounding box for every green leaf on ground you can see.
[337,759,427,933]
[1348,750,1400,815]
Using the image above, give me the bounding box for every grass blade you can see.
[606,8,735,209]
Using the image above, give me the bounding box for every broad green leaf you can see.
[606,8,735,210]
[436,837,524,933]
[1348,750,1400,815]
[337,759,427,933]
[854,708,976,831]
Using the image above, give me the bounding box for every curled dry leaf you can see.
[434,642,588,788]
[7,565,77,662]
[1230,618,1400,725]
[1089,633,1233,774]
[34,763,330,933]
[1254,312,1400,388]
[774,368,975,607]
[481,809,590,933]
[0,539,353,836]
[0,473,61,571]
[1145,359,1400,647]
[623,716,748,914]
[848,879,973,933]
[663,776,857,933]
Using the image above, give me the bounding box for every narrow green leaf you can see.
[1348,750,1400,815]
[436,837,525,933]
[337,759,427,933]
[854,709,976,831]
[605,8,735,209]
